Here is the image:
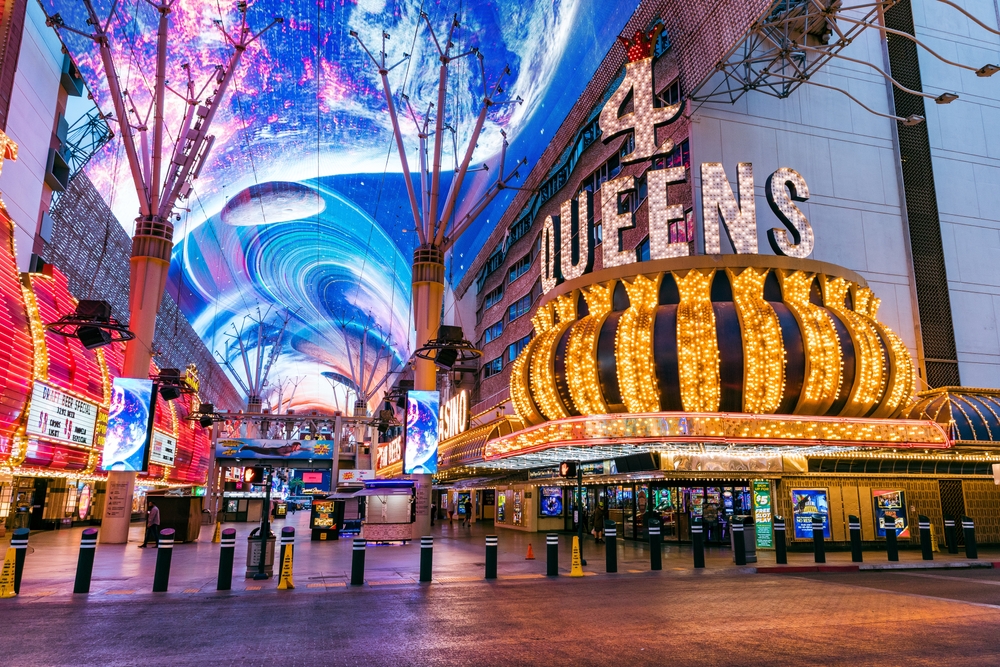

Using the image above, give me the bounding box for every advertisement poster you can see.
[216,439,334,460]
[539,487,563,517]
[483,489,496,506]
[404,390,439,474]
[312,500,336,528]
[497,492,507,522]
[791,488,831,539]
[26,381,99,447]
[456,491,471,515]
[752,480,774,549]
[873,489,909,538]
[149,430,176,466]
[102,378,156,472]
[513,490,523,526]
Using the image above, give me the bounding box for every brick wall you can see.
[42,172,244,411]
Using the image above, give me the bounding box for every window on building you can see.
[508,293,533,322]
[482,356,504,379]
[484,320,504,344]
[508,216,532,245]
[652,138,690,171]
[507,334,532,363]
[508,252,532,284]
[580,151,622,194]
[657,79,681,107]
[484,284,504,310]
[636,236,650,262]
[594,223,603,245]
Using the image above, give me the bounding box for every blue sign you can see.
[101,378,156,472]
[791,488,831,539]
[404,390,439,474]
[539,487,563,517]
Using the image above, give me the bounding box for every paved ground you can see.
[3,516,1000,665]
[2,566,1000,665]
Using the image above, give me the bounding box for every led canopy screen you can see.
[102,378,156,472]
[404,390,439,475]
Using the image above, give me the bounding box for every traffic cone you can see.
[211,521,222,543]
[570,537,584,577]
[525,543,535,560]
[0,547,16,598]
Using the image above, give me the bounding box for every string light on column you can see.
[566,282,613,415]
[615,275,661,413]
[675,269,720,412]
[529,300,572,421]
[778,270,842,414]
[857,287,915,418]
[729,267,785,413]
[822,277,886,417]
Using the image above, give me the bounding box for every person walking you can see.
[139,501,160,548]
[463,498,473,527]
[591,502,606,544]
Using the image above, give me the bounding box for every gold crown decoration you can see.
[619,23,664,63]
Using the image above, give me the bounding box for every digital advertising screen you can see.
[497,492,507,523]
[539,487,564,517]
[791,488,831,540]
[456,491,471,515]
[404,390,439,475]
[101,378,156,472]
[873,489,909,538]
[216,439,334,460]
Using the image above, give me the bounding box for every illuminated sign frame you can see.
[26,380,99,447]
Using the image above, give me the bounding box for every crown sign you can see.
[619,23,664,62]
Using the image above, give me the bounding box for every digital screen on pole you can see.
[101,378,156,472]
[404,390,439,475]
[539,487,563,517]
[873,489,909,538]
[791,488,831,540]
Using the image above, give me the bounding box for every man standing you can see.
[139,501,160,548]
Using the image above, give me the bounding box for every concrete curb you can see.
[755,560,999,574]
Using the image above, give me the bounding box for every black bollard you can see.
[774,516,787,565]
[419,536,433,583]
[73,528,99,594]
[812,516,826,564]
[919,515,933,561]
[152,528,175,592]
[351,538,366,586]
[962,516,978,559]
[11,528,28,595]
[546,533,558,577]
[604,520,617,573]
[885,519,899,562]
[217,528,236,591]
[485,535,498,579]
[848,515,863,563]
[732,519,746,566]
[944,516,958,554]
[692,518,705,569]
[648,519,662,571]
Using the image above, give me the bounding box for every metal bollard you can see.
[485,535,498,579]
[11,528,28,595]
[885,520,899,562]
[812,516,826,564]
[944,516,958,554]
[692,518,705,569]
[962,516,978,559]
[152,528,175,592]
[848,515,863,563]
[419,536,433,583]
[648,519,662,571]
[217,528,236,591]
[73,528,99,594]
[774,516,787,565]
[604,520,617,573]
[546,533,558,577]
[351,538,366,585]
[732,520,746,566]
[919,515,933,561]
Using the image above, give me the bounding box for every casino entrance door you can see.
[645,482,753,544]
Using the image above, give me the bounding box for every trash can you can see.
[730,515,757,563]
[245,528,276,578]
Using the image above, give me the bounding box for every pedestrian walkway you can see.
[3,514,998,597]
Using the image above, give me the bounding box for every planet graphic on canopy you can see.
[103,380,153,472]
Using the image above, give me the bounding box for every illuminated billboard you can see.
[26,381,99,447]
[101,378,156,472]
[404,390,439,475]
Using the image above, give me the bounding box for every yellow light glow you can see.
[675,269,720,412]
[566,282,613,415]
[822,277,886,417]
[615,274,661,413]
[729,267,785,413]
[778,270,842,413]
